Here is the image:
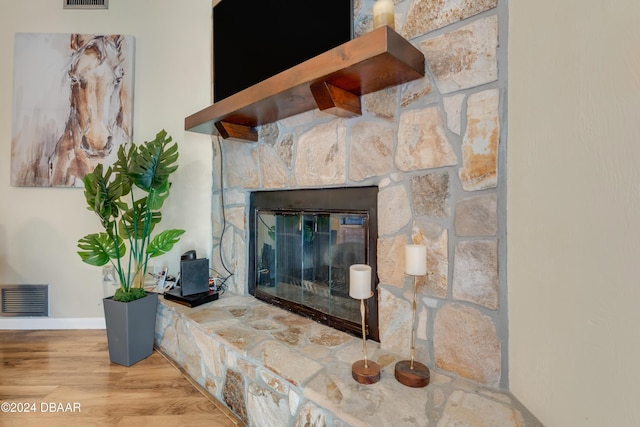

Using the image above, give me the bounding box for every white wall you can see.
[0,0,213,321]
[508,0,640,425]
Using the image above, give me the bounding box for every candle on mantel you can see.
[405,244,427,276]
[373,0,395,30]
[349,264,372,300]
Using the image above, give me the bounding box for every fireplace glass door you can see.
[255,210,368,326]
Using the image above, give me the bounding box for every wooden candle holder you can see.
[352,359,381,384]
[394,360,430,388]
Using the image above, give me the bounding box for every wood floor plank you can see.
[1,414,235,427]
[0,330,242,426]
[0,386,60,400]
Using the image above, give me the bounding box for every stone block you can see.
[377,184,412,236]
[438,391,525,427]
[259,122,279,146]
[247,383,289,427]
[377,235,408,287]
[294,402,328,427]
[276,133,294,169]
[294,121,346,186]
[349,121,394,181]
[378,287,412,358]
[259,144,288,189]
[410,172,450,217]
[401,77,434,108]
[453,240,498,310]
[223,370,248,425]
[249,340,323,386]
[403,0,497,39]
[420,16,498,94]
[363,86,397,120]
[396,107,457,171]
[455,193,498,236]
[224,140,260,188]
[460,88,500,191]
[434,303,501,387]
[443,94,465,135]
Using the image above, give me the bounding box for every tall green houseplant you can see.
[78,130,184,302]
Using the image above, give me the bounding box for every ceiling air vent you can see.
[64,0,108,9]
[0,285,49,317]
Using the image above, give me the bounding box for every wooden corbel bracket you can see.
[310,81,362,118]
[214,121,258,142]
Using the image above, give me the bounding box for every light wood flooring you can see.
[0,329,242,426]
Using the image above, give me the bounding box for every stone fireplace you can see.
[211,0,506,391]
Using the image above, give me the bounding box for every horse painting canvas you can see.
[11,33,134,187]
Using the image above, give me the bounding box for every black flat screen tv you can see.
[213,0,354,103]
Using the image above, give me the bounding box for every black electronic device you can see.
[212,0,354,102]
[164,251,217,308]
[164,287,219,308]
[179,258,209,297]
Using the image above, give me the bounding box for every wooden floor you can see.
[0,329,242,427]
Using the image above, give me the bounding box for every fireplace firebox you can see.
[249,187,379,341]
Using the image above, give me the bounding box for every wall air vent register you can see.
[63,0,108,9]
[0,284,49,317]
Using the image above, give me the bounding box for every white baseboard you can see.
[0,317,106,330]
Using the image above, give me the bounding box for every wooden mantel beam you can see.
[185,26,425,140]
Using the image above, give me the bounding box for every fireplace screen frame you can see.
[249,186,379,341]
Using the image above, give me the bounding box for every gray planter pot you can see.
[103,291,158,366]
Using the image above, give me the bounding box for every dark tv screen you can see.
[213,0,354,103]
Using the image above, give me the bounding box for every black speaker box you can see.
[180,258,209,296]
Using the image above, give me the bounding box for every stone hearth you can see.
[156,296,542,426]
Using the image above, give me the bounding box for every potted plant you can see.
[77,129,184,366]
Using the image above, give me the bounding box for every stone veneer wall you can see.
[212,0,507,389]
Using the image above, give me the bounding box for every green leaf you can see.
[77,233,125,266]
[129,130,179,193]
[146,229,185,258]
[147,180,171,211]
[82,163,130,234]
[118,198,161,240]
[113,144,135,189]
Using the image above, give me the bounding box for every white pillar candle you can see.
[405,244,427,276]
[349,264,372,299]
[373,0,395,30]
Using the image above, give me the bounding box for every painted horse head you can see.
[67,34,127,157]
[48,34,130,186]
